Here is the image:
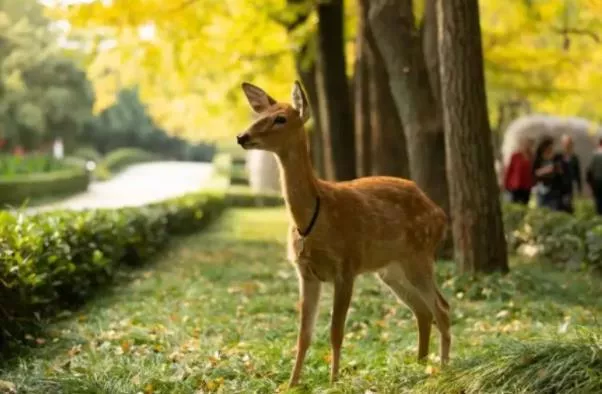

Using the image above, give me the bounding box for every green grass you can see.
[1,208,601,393]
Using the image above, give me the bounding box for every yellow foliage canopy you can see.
[48,0,602,142]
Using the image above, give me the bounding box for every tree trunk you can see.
[316,0,356,181]
[437,0,509,274]
[368,0,451,258]
[354,0,372,177]
[285,0,325,178]
[364,8,409,178]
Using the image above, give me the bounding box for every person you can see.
[557,134,582,213]
[503,137,534,204]
[586,138,602,215]
[532,136,564,210]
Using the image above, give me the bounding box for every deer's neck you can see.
[276,141,319,235]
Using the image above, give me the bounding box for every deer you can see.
[236,80,451,388]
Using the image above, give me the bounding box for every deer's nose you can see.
[236,133,250,145]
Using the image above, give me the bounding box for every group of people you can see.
[503,134,602,214]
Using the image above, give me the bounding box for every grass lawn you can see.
[1,208,601,393]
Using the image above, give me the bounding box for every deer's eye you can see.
[274,115,287,125]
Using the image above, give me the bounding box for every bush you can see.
[100,148,158,174]
[226,186,284,207]
[0,168,90,207]
[503,202,602,270]
[0,154,69,177]
[213,152,232,179]
[421,331,602,394]
[0,191,225,348]
[71,146,102,162]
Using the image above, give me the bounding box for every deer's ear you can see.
[291,80,310,123]
[241,82,276,113]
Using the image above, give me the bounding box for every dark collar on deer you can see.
[297,196,320,237]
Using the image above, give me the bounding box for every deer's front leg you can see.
[330,276,354,384]
[288,275,321,388]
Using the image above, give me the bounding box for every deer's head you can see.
[237,81,310,153]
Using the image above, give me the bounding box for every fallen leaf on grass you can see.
[68,344,82,357]
[0,380,16,394]
[425,365,440,375]
[169,350,184,362]
[121,340,132,353]
[204,377,224,392]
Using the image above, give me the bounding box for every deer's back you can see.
[320,176,446,255]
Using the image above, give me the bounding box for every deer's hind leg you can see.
[376,264,433,361]
[400,256,451,365]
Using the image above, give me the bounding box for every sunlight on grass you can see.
[1,208,601,393]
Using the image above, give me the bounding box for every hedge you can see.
[502,201,602,271]
[225,185,284,207]
[0,154,70,177]
[0,190,225,349]
[0,167,90,207]
[100,148,159,174]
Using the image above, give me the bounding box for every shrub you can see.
[0,191,225,348]
[231,163,249,185]
[0,154,69,177]
[503,202,602,270]
[100,148,158,174]
[574,198,597,220]
[213,152,232,179]
[71,146,102,163]
[0,168,90,207]
[502,203,529,250]
[226,186,284,207]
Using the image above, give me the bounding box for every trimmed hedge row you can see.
[502,202,602,270]
[0,191,225,349]
[100,148,158,174]
[225,185,284,207]
[0,167,90,207]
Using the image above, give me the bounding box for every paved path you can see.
[29,161,214,213]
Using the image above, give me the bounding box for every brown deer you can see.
[237,81,451,388]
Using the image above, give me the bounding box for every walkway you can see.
[31,161,213,212]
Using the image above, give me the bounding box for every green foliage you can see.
[230,156,249,186]
[213,152,232,176]
[99,148,158,175]
[421,331,602,394]
[80,87,216,161]
[501,202,529,250]
[71,146,102,162]
[503,201,602,270]
[0,167,90,207]
[0,154,69,177]
[0,1,95,151]
[0,191,225,347]
[226,186,284,207]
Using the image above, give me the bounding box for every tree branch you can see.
[552,27,600,43]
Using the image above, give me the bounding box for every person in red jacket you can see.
[504,137,535,204]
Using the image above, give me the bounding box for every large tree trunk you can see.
[368,0,451,257]
[364,8,409,178]
[437,0,509,273]
[316,0,356,181]
[285,0,325,178]
[354,0,372,177]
